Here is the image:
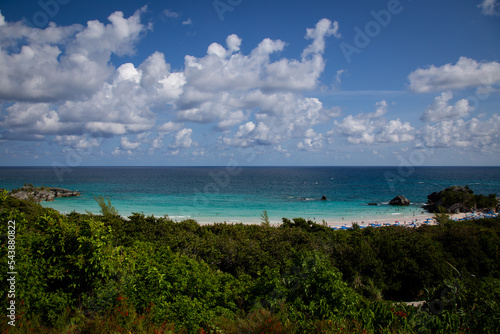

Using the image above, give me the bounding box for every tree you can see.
[260,210,270,226]
[93,195,119,218]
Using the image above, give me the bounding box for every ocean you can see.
[1,166,499,224]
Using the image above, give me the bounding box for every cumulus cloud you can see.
[219,93,329,147]
[302,18,341,58]
[169,128,195,149]
[55,134,102,151]
[0,7,147,102]
[408,57,500,93]
[297,132,323,151]
[421,91,473,123]
[0,9,178,148]
[220,121,272,147]
[171,18,342,147]
[177,17,340,111]
[158,121,183,133]
[420,115,500,151]
[0,50,185,138]
[478,0,500,15]
[0,12,345,158]
[334,101,415,145]
[120,137,141,150]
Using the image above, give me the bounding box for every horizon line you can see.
[1,165,499,168]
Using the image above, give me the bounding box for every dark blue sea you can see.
[1,167,499,223]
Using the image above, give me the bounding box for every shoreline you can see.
[37,196,497,227]
[166,212,469,227]
[38,201,477,227]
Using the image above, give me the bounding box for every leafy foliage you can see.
[427,185,498,213]
[1,194,499,333]
[260,210,270,226]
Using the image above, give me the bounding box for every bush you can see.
[1,195,499,333]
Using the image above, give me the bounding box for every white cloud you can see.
[0,7,147,102]
[333,69,345,89]
[274,145,291,157]
[163,9,179,18]
[297,134,323,151]
[120,137,141,150]
[221,122,256,147]
[478,0,500,15]
[219,92,331,147]
[421,91,473,123]
[173,18,341,140]
[169,128,195,149]
[420,114,500,151]
[112,147,122,156]
[192,148,205,157]
[182,18,193,25]
[177,17,339,114]
[150,140,162,151]
[226,34,242,53]
[377,120,415,143]
[408,57,500,93]
[334,101,415,145]
[158,121,183,133]
[0,13,391,160]
[0,50,185,139]
[216,110,247,130]
[55,134,102,150]
[302,18,341,58]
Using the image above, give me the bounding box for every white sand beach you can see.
[193,213,470,227]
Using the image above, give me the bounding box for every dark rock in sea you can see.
[368,203,378,206]
[423,185,498,213]
[8,185,80,202]
[389,195,410,206]
[321,195,327,201]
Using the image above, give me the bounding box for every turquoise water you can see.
[1,167,499,223]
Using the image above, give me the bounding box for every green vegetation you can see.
[440,188,497,211]
[1,190,499,333]
[426,185,498,213]
[260,210,270,226]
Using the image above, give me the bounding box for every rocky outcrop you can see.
[8,185,80,202]
[321,195,327,201]
[423,185,498,213]
[389,195,410,206]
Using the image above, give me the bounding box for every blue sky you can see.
[0,0,499,166]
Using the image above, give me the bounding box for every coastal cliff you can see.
[423,185,498,213]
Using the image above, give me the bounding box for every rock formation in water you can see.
[389,195,410,206]
[423,185,498,213]
[7,185,80,202]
